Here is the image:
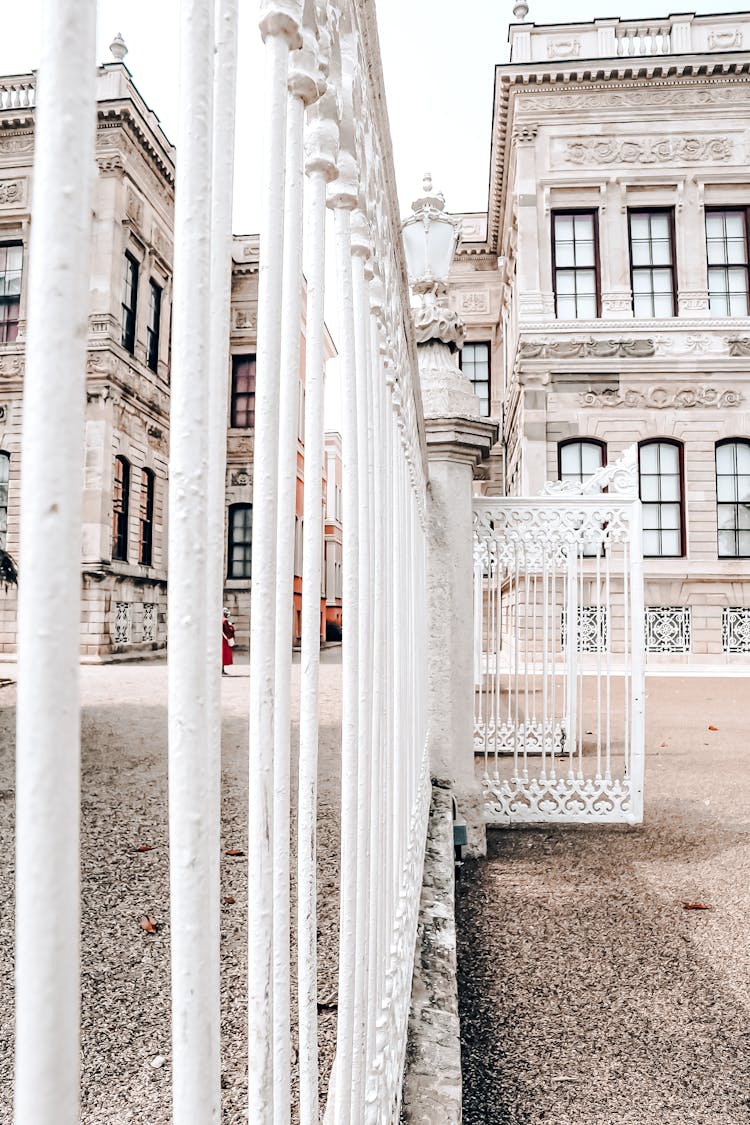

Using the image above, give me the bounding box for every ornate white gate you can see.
[473,451,645,825]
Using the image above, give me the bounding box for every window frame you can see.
[551,209,601,320]
[146,279,162,372]
[112,455,131,562]
[557,437,607,483]
[715,437,750,559]
[227,502,253,580]
[0,450,9,551]
[638,438,685,558]
[627,207,677,319]
[459,340,492,417]
[138,468,155,566]
[705,207,750,318]
[0,242,23,344]
[230,353,257,429]
[121,252,139,354]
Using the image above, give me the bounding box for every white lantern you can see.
[402,174,460,301]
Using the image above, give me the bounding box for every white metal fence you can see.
[473,456,645,826]
[15,1,430,1123]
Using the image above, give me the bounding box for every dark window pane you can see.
[228,504,253,578]
[461,342,491,416]
[146,281,162,372]
[629,212,675,318]
[122,253,138,353]
[139,469,154,566]
[0,243,22,343]
[706,211,750,317]
[112,456,130,561]
[716,441,750,557]
[231,355,257,428]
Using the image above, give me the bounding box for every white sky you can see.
[1,1,740,226]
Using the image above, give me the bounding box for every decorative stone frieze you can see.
[459,291,489,314]
[519,337,655,359]
[233,308,257,331]
[0,355,22,378]
[562,136,733,165]
[727,337,750,357]
[231,469,251,487]
[578,386,743,409]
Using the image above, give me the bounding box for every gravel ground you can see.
[457,676,750,1125]
[0,651,342,1124]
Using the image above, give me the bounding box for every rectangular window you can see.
[552,212,599,319]
[716,441,750,558]
[629,210,675,318]
[146,280,162,372]
[639,441,684,557]
[121,252,139,353]
[0,452,9,550]
[231,354,256,428]
[112,456,130,562]
[0,243,22,343]
[228,504,252,579]
[706,209,750,317]
[139,469,155,566]
[461,342,491,416]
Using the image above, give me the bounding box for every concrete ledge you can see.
[401,781,462,1124]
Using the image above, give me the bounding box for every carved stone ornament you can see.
[0,404,6,422]
[563,136,733,165]
[547,38,581,59]
[708,29,743,50]
[460,291,489,314]
[0,355,22,378]
[0,179,25,206]
[233,308,257,331]
[514,125,538,145]
[519,338,655,360]
[126,189,144,227]
[578,385,743,409]
[97,155,124,175]
[413,304,466,352]
[231,469,251,487]
[727,337,750,357]
[543,445,638,497]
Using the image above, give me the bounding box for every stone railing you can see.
[510,12,750,64]
[0,76,36,111]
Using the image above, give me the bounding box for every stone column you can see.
[418,314,497,857]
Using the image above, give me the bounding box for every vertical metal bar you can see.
[629,500,646,821]
[273,29,320,1108]
[168,0,216,1118]
[565,547,578,772]
[541,553,549,777]
[250,6,301,1118]
[595,548,602,779]
[604,533,612,782]
[350,232,373,1125]
[297,82,337,1125]
[206,0,239,1106]
[15,4,97,1121]
[331,201,360,1125]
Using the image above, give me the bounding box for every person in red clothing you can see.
[222,608,235,675]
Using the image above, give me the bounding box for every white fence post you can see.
[250,4,302,1119]
[15,4,97,1122]
[167,0,218,1118]
[206,0,239,1107]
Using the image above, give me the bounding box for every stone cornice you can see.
[424,415,499,467]
[487,66,750,256]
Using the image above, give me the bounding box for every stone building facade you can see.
[448,10,750,666]
[0,50,334,660]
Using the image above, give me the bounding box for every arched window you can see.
[558,439,606,486]
[638,440,684,557]
[139,469,155,566]
[716,439,750,558]
[0,451,9,550]
[228,504,252,579]
[112,455,130,562]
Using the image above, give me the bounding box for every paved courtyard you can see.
[458,676,750,1125]
[0,653,342,1124]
